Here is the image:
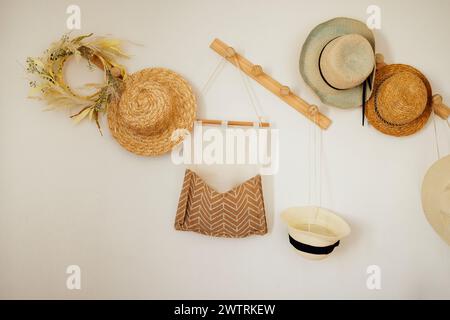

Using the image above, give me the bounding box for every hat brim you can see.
[108,68,196,156]
[281,206,351,244]
[365,64,432,137]
[421,155,450,245]
[299,17,376,109]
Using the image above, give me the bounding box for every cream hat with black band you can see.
[281,207,351,260]
[300,17,376,121]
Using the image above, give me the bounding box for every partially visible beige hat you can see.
[421,155,450,245]
[281,206,351,260]
[300,17,376,109]
[108,68,196,156]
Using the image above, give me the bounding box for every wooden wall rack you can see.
[209,38,332,130]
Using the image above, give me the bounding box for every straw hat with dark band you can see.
[108,68,196,156]
[365,64,432,137]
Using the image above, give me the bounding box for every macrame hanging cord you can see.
[200,55,266,125]
[432,110,442,160]
[307,110,324,230]
[431,107,450,160]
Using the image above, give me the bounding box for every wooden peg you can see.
[309,105,319,116]
[375,53,386,70]
[111,67,122,78]
[432,94,450,120]
[225,47,236,58]
[280,86,290,96]
[433,94,443,105]
[251,65,263,76]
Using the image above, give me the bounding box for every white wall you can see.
[0,0,449,299]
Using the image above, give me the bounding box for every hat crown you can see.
[119,80,173,134]
[320,34,374,90]
[376,72,427,125]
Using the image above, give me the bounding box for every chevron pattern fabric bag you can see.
[174,169,268,238]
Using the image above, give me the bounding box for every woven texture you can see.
[108,68,196,156]
[320,34,375,90]
[365,64,432,137]
[174,169,268,238]
[299,17,376,109]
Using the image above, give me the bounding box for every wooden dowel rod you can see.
[209,38,332,130]
[375,53,387,70]
[197,119,271,127]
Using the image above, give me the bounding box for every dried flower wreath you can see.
[26,33,128,134]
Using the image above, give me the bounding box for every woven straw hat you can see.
[300,17,376,109]
[108,68,196,156]
[365,64,432,136]
[421,155,450,245]
[281,207,351,260]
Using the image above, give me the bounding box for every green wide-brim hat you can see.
[299,17,376,109]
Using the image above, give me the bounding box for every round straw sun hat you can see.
[281,207,351,260]
[421,155,450,245]
[300,17,376,109]
[365,64,432,137]
[108,68,196,156]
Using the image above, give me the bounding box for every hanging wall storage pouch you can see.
[175,168,267,238]
[173,47,274,238]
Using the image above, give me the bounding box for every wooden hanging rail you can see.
[197,119,270,127]
[209,38,332,130]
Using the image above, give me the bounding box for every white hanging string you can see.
[308,116,312,231]
[432,111,441,160]
[201,57,227,96]
[447,119,450,151]
[307,113,312,206]
[307,110,312,231]
[307,109,323,230]
[310,112,316,230]
[317,111,325,230]
[197,52,270,175]
[200,54,265,124]
[314,111,322,225]
[239,61,266,123]
[313,111,317,207]
[300,101,325,215]
[318,112,323,210]
[232,55,265,125]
